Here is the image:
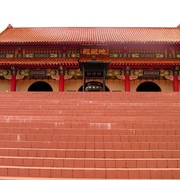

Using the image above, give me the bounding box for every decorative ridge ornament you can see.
[7,24,13,29]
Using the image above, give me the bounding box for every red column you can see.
[11,67,16,92]
[59,66,64,92]
[125,75,130,92]
[124,66,131,92]
[59,75,64,92]
[173,67,179,92]
[173,76,179,92]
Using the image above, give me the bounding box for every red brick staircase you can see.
[0,92,180,179]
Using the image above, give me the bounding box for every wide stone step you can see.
[0,134,180,142]
[0,166,180,179]
[0,122,180,129]
[0,141,180,150]
[0,156,180,169]
[1,148,180,158]
[0,92,180,179]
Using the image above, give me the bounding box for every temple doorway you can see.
[78,81,110,92]
[136,82,161,92]
[28,81,53,92]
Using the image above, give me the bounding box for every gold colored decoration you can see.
[110,48,122,58]
[4,75,12,80]
[18,69,29,76]
[161,70,172,77]
[107,70,122,78]
[25,53,34,58]
[0,69,11,79]
[132,69,173,78]
[16,74,25,80]
[66,49,80,58]
[0,70,9,76]
[24,48,62,58]
[4,74,12,80]
[50,69,60,80]
[0,49,16,58]
[116,70,125,80]
[17,69,60,79]
[132,69,143,76]
[82,48,108,56]
[116,74,125,80]
[17,69,29,79]
[50,53,58,58]
[69,69,82,77]
[131,53,139,58]
[130,75,138,80]
[156,53,164,58]
[51,70,73,80]
[68,69,123,79]
[64,70,73,80]
[0,47,180,60]
[51,75,59,80]
[46,69,58,76]
[64,75,73,80]
[165,76,173,81]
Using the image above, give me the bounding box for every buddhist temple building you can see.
[0,24,180,93]
[0,24,180,179]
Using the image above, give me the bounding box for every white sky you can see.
[0,0,180,33]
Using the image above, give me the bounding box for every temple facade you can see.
[0,25,180,92]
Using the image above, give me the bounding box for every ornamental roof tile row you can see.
[0,58,78,66]
[0,58,179,66]
[0,26,180,45]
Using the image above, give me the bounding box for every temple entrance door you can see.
[79,60,109,92]
[136,81,161,92]
[78,81,110,92]
[28,81,53,92]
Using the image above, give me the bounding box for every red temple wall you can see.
[0,79,10,92]
[0,78,172,92]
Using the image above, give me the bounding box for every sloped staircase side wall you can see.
[0,92,179,179]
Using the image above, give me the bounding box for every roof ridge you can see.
[3,26,180,29]
[0,26,180,45]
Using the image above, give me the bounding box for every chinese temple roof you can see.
[0,58,179,67]
[0,25,180,45]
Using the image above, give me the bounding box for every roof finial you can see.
[7,24,13,28]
